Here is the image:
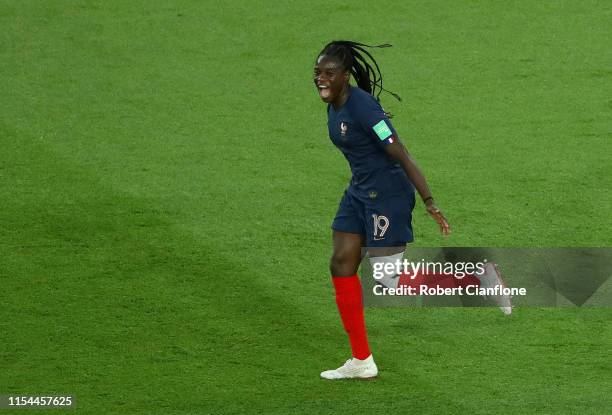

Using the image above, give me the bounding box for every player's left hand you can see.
[426,202,451,236]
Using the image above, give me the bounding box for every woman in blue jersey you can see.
[314,41,451,380]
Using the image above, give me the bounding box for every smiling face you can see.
[313,55,350,106]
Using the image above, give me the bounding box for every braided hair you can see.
[317,40,401,102]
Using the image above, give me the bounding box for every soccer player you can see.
[313,41,451,380]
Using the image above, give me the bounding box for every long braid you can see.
[318,40,401,102]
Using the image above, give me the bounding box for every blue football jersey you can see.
[327,86,414,201]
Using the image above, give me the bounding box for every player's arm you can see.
[361,104,450,235]
[384,140,451,236]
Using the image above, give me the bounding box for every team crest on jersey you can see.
[340,122,348,136]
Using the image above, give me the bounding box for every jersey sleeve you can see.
[355,96,398,147]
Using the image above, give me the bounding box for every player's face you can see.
[313,55,349,104]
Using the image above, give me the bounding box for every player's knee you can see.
[330,250,357,276]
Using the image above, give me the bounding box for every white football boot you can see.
[320,355,378,380]
[476,262,512,315]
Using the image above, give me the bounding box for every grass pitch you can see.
[1,1,611,414]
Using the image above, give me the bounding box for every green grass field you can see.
[1,1,611,413]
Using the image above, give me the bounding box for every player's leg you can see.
[329,231,369,361]
[440,248,512,314]
[321,230,378,380]
[330,230,364,277]
[322,193,413,379]
[322,193,415,379]
[474,262,513,315]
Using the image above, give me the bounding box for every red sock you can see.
[332,275,371,360]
